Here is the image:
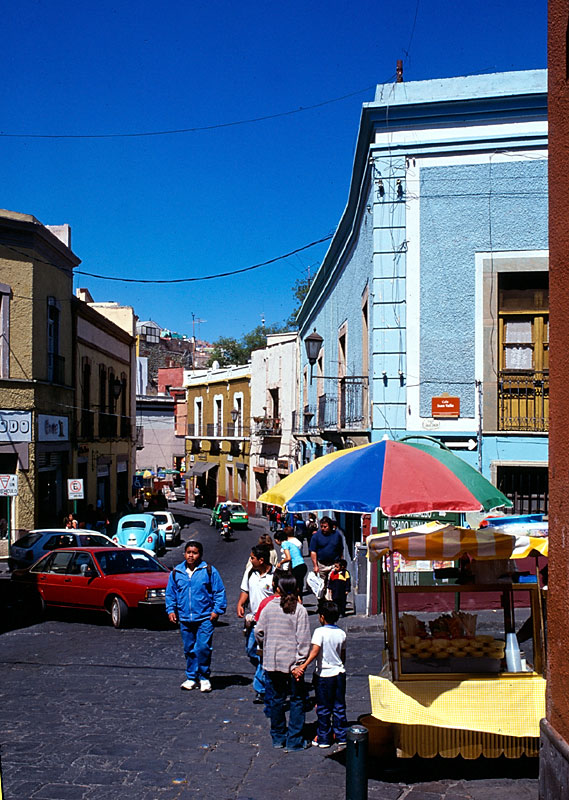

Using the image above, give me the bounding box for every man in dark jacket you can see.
[310,516,344,595]
[166,540,227,693]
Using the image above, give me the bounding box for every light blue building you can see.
[296,70,548,515]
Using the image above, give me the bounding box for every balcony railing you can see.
[292,406,317,434]
[47,353,65,384]
[253,417,282,437]
[317,379,367,431]
[498,370,549,432]
[205,423,249,438]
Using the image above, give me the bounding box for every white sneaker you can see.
[200,679,212,693]
[180,679,197,690]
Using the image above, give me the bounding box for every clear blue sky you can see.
[2,0,546,342]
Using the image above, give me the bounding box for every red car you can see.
[12,547,170,628]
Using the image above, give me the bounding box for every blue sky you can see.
[2,0,546,341]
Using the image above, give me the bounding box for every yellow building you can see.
[185,364,252,513]
[0,210,135,549]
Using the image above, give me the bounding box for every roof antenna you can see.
[396,60,403,83]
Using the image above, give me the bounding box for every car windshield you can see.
[120,521,146,529]
[230,505,245,513]
[154,514,168,524]
[14,533,43,548]
[78,534,117,547]
[95,550,167,575]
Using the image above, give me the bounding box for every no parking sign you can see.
[67,479,84,500]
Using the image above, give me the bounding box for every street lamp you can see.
[112,377,123,400]
[230,407,239,435]
[304,329,324,366]
[304,329,324,383]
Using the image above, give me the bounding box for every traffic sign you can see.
[67,479,84,500]
[0,474,18,496]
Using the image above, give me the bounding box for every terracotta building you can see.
[540,5,569,794]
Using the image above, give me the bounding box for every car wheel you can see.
[110,596,129,629]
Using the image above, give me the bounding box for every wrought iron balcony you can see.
[316,379,367,432]
[498,370,549,432]
[253,417,282,437]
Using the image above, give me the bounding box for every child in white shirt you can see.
[292,600,347,748]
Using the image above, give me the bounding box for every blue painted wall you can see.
[300,185,374,416]
[419,159,549,416]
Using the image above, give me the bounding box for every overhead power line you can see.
[0,86,376,140]
[74,234,334,284]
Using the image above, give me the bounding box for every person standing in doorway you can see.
[166,540,227,693]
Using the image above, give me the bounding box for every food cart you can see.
[365,523,548,759]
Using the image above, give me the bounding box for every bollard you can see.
[345,724,368,800]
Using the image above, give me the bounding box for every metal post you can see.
[346,724,368,800]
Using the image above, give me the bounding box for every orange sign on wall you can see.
[431,395,460,418]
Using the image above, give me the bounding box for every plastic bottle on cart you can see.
[505,632,523,672]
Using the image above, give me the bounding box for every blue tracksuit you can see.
[166,560,227,681]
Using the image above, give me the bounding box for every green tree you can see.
[287,275,313,328]
[207,323,286,367]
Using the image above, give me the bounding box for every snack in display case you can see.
[398,612,506,673]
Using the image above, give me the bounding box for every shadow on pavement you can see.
[211,674,253,690]
[324,749,539,783]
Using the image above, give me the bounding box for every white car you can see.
[153,511,181,547]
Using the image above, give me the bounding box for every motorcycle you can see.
[220,520,232,540]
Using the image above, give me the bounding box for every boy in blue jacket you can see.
[166,540,227,693]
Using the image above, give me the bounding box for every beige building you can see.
[0,210,135,551]
[185,364,252,512]
[74,292,136,520]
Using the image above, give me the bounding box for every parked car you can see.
[8,529,118,571]
[113,514,165,555]
[153,511,181,546]
[11,547,170,628]
[210,502,249,529]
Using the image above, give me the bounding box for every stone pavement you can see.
[0,507,539,799]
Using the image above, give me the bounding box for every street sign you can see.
[67,479,84,500]
[0,474,18,496]
[133,477,143,490]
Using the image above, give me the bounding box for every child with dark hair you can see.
[292,600,347,749]
[328,558,351,617]
[255,574,311,751]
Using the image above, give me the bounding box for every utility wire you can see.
[74,234,334,284]
[0,87,376,140]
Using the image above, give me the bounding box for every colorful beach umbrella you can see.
[259,439,511,517]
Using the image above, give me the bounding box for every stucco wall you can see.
[419,159,548,417]
[301,184,373,411]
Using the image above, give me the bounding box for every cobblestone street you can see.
[0,507,539,799]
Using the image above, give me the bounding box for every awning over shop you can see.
[188,462,218,476]
[367,521,549,563]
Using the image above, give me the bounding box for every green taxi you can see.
[210,502,249,529]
